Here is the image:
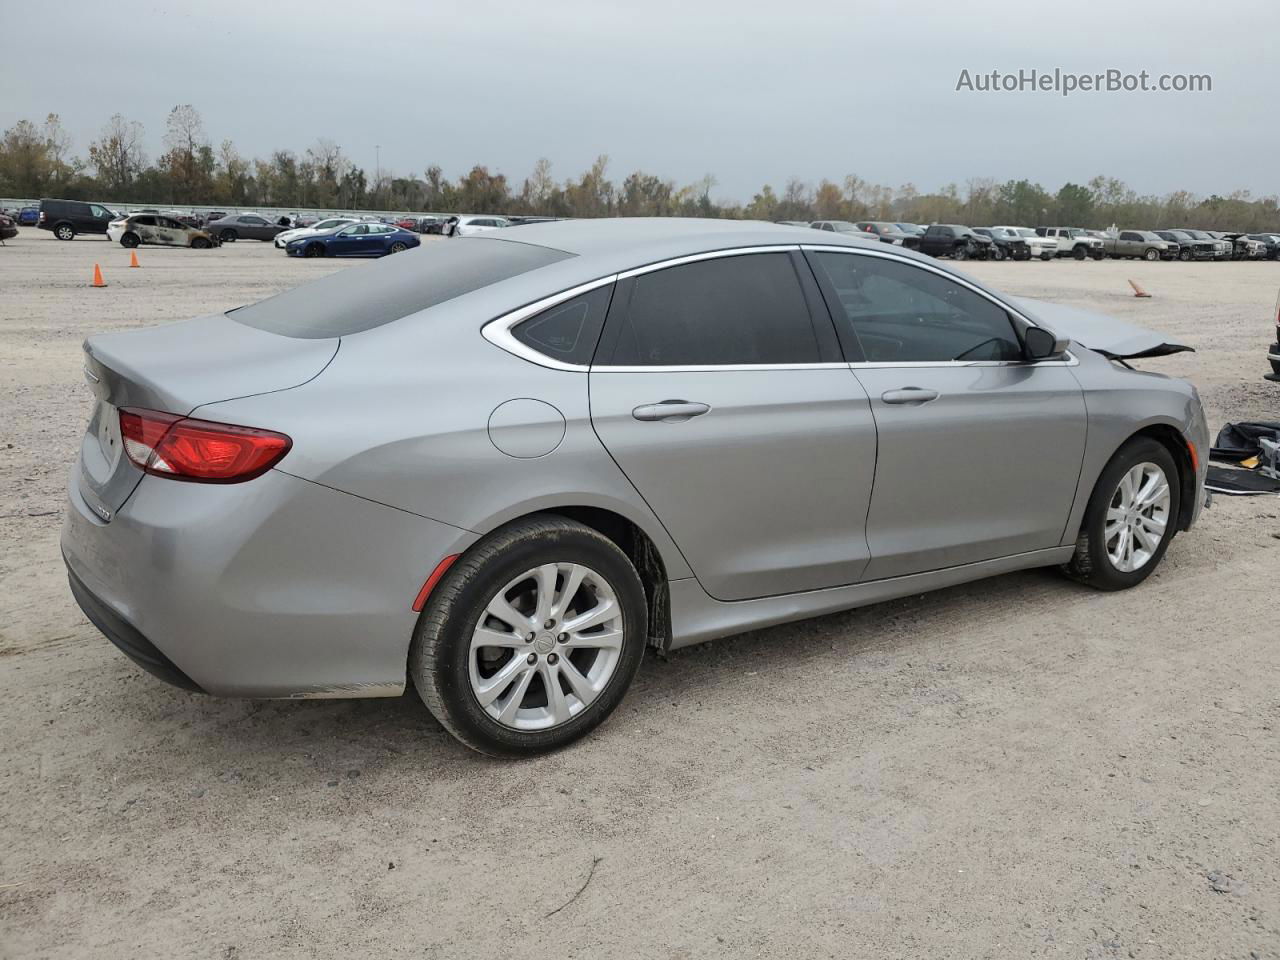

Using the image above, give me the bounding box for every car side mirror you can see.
[1024,326,1069,360]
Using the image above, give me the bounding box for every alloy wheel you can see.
[468,563,624,731]
[1105,462,1171,573]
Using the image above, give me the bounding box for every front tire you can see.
[991,245,1006,261]
[191,236,210,249]
[302,243,324,258]
[1144,248,1159,261]
[219,229,237,242]
[1063,438,1180,591]
[1179,249,1192,262]
[409,516,648,757]
[1073,245,1087,260]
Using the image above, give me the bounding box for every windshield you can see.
[231,238,573,338]
[895,223,923,235]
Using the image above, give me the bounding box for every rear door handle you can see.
[881,387,940,405]
[632,400,711,422]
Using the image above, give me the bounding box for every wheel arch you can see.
[1126,423,1197,531]
[465,503,678,651]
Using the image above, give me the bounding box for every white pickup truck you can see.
[1036,227,1106,260]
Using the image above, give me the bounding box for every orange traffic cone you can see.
[129,250,140,268]
[1128,278,1151,298]
[92,264,107,288]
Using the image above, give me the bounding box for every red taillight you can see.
[119,407,291,483]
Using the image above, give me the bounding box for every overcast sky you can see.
[3,0,1277,202]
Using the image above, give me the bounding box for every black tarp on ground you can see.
[1210,421,1280,462]
[1205,465,1280,495]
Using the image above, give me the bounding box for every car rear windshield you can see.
[230,238,573,338]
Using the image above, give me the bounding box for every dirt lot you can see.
[1,230,1278,959]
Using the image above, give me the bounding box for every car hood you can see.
[1012,298,1194,360]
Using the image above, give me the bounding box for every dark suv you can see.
[38,198,119,240]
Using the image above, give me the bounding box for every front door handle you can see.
[632,400,711,422]
[881,387,940,405]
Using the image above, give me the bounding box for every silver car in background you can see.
[62,219,1209,756]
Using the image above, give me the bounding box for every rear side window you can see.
[605,253,821,366]
[231,238,573,338]
[511,284,614,365]
[809,251,1021,363]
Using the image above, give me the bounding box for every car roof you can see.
[482,216,881,263]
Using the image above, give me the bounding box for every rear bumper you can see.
[61,460,477,698]
[66,561,202,691]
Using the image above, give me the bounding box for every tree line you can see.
[3,105,1278,231]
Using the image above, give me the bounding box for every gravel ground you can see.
[1,230,1278,959]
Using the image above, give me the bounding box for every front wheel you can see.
[219,229,237,242]
[302,243,324,258]
[1040,252,1053,261]
[1144,248,1159,261]
[1179,249,1192,262]
[120,232,140,248]
[1073,245,1088,260]
[409,516,648,757]
[191,236,210,249]
[991,245,1006,261]
[952,245,969,261]
[1063,438,1180,591]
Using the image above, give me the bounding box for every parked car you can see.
[971,227,1031,261]
[1096,230,1177,261]
[453,215,510,237]
[1246,234,1280,260]
[992,226,1057,260]
[1218,233,1268,260]
[0,212,17,243]
[774,220,811,228]
[1171,228,1231,260]
[107,214,220,249]
[285,221,420,258]
[204,213,288,243]
[852,221,914,245]
[1035,227,1106,260]
[915,223,994,260]
[37,198,120,240]
[1154,230,1216,261]
[17,206,39,226]
[274,217,357,248]
[62,219,1209,756]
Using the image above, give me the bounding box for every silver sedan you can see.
[62,219,1209,756]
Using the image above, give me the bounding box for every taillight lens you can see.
[119,407,291,483]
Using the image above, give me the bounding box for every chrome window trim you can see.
[480,274,619,372]
[615,244,802,280]
[482,242,1078,372]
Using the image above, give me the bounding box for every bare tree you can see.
[88,114,147,194]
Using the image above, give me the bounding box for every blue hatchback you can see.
[286,222,421,258]
[17,206,39,226]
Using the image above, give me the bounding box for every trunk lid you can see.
[1013,298,1194,360]
[77,313,337,519]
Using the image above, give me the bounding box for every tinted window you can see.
[606,253,820,366]
[512,284,614,365]
[809,252,1021,363]
[133,215,156,226]
[232,238,573,338]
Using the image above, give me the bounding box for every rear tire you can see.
[1062,438,1180,591]
[409,515,648,757]
[120,232,140,248]
[389,241,407,254]
[1040,252,1053,261]
[54,223,75,241]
